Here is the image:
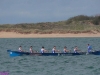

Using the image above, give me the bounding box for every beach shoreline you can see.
[0,32,100,38]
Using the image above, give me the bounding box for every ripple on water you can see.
[1,38,100,75]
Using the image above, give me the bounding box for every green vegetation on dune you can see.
[0,15,100,34]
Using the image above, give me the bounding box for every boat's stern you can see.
[7,50,23,57]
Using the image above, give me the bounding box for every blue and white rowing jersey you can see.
[18,47,22,52]
[41,48,44,53]
[63,49,66,53]
[63,51,66,53]
[74,48,77,53]
[52,48,55,53]
[30,48,33,53]
[88,46,92,52]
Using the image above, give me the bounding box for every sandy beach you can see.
[0,32,100,38]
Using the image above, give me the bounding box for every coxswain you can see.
[87,44,92,53]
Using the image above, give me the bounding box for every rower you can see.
[63,46,69,53]
[74,46,81,53]
[29,46,34,53]
[87,44,92,53]
[41,46,48,53]
[74,46,79,53]
[52,46,60,53]
[18,46,23,52]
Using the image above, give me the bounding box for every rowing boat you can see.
[7,50,100,57]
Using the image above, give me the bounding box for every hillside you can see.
[0,15,100,34]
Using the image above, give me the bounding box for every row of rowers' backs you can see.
[18,44,92,53]
[18,46,70,53]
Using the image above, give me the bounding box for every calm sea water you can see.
[0,38,100,75]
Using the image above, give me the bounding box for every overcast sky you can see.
[0,0,100,24]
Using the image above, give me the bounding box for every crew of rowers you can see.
[18,44,92,53]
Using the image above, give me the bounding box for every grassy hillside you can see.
[0,15,100,34]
